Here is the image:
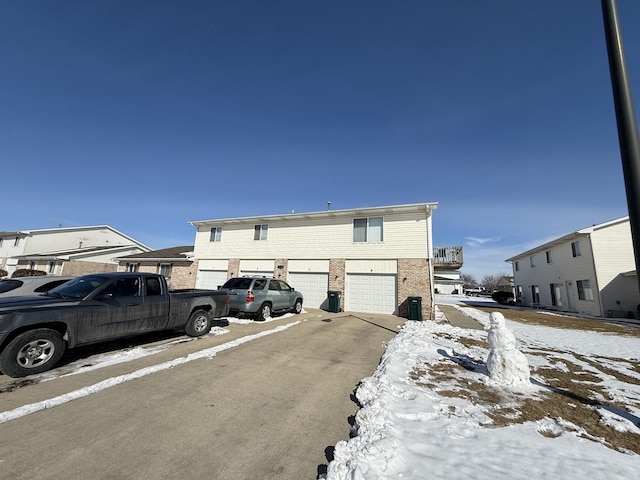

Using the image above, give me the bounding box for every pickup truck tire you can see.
[293,299,303,314]
[184,309,213,337]
[256,303,272,321]
[0,328,66,378]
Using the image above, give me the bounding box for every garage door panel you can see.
[288,272,329,309]
[196,270,228,290]
[346,274,397,314]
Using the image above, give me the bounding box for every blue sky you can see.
[2,1,639,280]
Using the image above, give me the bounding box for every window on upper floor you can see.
[353,217,383,243]
[254,224,268,241]
[210,227,222,242]
[530,256,536,267]
[577,279,594,301]
[571,240,582,257]
[0,237,3,247]
[14,236,20,247]
[546,250,552,263]
[514,261,519,272]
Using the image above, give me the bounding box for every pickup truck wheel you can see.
[185,309,212,337]
[293,299,303,314]
[256,303,271,321]
[0,329,66,378]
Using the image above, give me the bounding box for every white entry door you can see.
[288,272,329,309]
[196,270,228,290]
[346,274,397,314]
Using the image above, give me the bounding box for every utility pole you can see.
[601,0,640,293]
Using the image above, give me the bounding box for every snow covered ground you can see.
[321,298,640,479]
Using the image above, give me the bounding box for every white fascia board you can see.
[189,202,439,227]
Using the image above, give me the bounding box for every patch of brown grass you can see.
[410,346,640,454]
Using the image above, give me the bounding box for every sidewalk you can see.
[436,304,484,330]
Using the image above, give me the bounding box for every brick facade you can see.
[328,258,346,312]
[228,259,240,278]
[57,260,118,276]
[397,258,432,320]
[274,258,289,281]
[117,261,197,289]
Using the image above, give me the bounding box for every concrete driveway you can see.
[0,308,403,480]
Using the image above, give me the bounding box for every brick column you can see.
[397,258,432,320]
[329,258,346,311]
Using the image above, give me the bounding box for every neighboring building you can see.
[433,246,463,294]
[190,203,439,319]
[495,275,515,294]
[505,217,640,318]
[0,226,151,277]
[116,246,196,290]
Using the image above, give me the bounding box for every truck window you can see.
[101,278,140,298]
[145,277,162,296]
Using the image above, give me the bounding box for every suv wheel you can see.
[293,299,302,314]
[256,303,272,321]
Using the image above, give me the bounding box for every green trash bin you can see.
[408,296,423,320]
[327,291,341,313]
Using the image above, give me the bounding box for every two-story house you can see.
[190,203,438,319]
[505,216,640,318]
[0,226,151,277]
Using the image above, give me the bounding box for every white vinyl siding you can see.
[194,212,429,260]
[239,259,274,276]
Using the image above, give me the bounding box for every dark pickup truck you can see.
[0,272,230,378]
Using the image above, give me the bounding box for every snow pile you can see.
[322,309,640,479]
[486,311,530,388]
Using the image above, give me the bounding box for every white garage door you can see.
[196,270,228,290]
[288,272,329,309]
[346,274,397,314]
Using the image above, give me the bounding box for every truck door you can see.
[78,277,143,342]
[140,276,170,331]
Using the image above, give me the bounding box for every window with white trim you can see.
[127,263,139,272]
[546,250,552,264]
[158,263,172,278]
[254,224,268,241]
[210,227,222,242]
[530,256,536,267]
[14,236,20,247]
[571,240,582,257]
[48,261,56,274]
[353,217,383,243]
[577,279,594,300]
[514,261,519,272]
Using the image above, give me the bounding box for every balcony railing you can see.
[433,246,463,267]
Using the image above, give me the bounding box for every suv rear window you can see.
[221,278,253,289]
[0,280,22,293]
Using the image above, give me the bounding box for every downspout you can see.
[426,205,435,320]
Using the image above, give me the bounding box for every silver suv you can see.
[219,276,303,321]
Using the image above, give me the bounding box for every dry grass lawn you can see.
[421,305,640,454]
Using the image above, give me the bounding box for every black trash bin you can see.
[327,291,341,313]
[408,296,423,320]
